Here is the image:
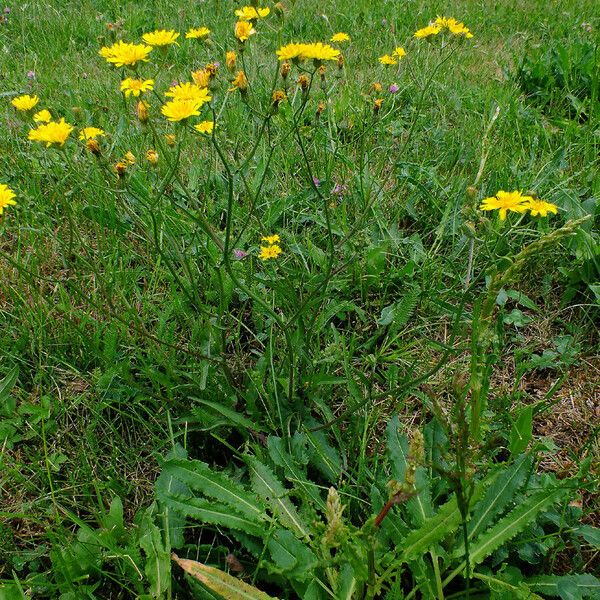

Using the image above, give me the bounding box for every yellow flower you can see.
[523,198,559,217]
[330,32,350,43]
[0,184,17,216]
[378,54,397,65]
[124,151,136,165]
[276,43,307,61]
[261,234,280,245]
[479,190,531,221]
[33,109,52,123]
[79,127,105,140]
[11,94,39,111]
[28,118,74,147]
[142,29,180,47]
[99,41,152,67]
[191,69,211,88]
[120,78,154,97]
[194,120,215,135]
[235,6,270,20]
[146,149,159,165]
[301,42,340,62]
[235,20,256,42]
[373,98,384,113]
[137,100,150,123]
[186,27,210,39]
[414,24,441,39]
[272,90,287,106]
[165,83,211,107]
[229,70,249,92]
[259,244,283,260]
[226,51,237,71]
[297,74,310,90]
[393,47,406,59]
[435,16,473,38]
[161,99,203,122]
[114,161,128,178]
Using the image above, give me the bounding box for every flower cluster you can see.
[276,42,341,62]
[479,191,558,220]
[259,234,283,261]
[379,47,406,66]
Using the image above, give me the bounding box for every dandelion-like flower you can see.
[0,184,17,216]
[235,6,270,20]
[235,20,256,42]
[330,32,350,42]
[523,198,559,217]
[301,42,340,61]
[393,47,406,59]
[99,40,152,67]
[186,27,210,39]
[165,83,211,109]
[229,70,249,92]
[191,69,212,88]
[161,99,203,122]
[120,78,154,97]
[479,190,531,221]
[11,94,39,111]
[414,24,441,39]
[261,234,280,245]
[33,109,52,123]
[79,127,105,140]
[276,43,307,61]
[194,120,215,135]
[378,54,397,65]
[435,16,473,38]
[226,51,237,71]
[28,118,74,147]
[259,244,283,260]
[142,29,180,47]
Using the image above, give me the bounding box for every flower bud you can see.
[86,138,101,156]
[297,74,309,91]
[136,100,149,123]
[146,149,159,166]
[226,51,237,71]
[373,98,383,114]
[164,133,176,146]
[281,61,291,80]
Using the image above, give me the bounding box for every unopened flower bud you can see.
[165,133,176,146]
[86,138,101,156]
[466,186,478,199]
[146,149,159,166]
[226,51,237,71]
[281,61,291,80]
[298,74,309,91]
[136,100,149,123]
[373,98,383,114]
[114,161,127,178]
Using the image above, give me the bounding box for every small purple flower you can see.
[312,176,321,188]
[213,61,220,69]
[26,70,35,79]
[3,7,10,13]
[332,182,347,196]
[233,249,247,259]
[171,79,179,87]
[389,83,399,94]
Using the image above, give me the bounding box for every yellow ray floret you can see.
[11,94,39,111]
[33,109,52,123]
[235,20,256,42]
[235,6,270,20]
[28,118,74,147]
[330,32,350,43]
[479,190,531,221]
[161,99,203,122]
[523,198,558,217]
[165,82,211,106]
[186,27,211,39]
[120,78,154,97]
[0,184,17,215]
[194,121,215,135]
[79,127,105,140]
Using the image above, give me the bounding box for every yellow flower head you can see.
[33,109,52,123]
[142,29,180,47]
[435,16,473,38]
[259,244,283,260]
[226,51,237,71]
[165,133,176,146]
[161,99,203,122]
[523,198,559,217]
[330,32,350,43]
[137,100,150,123]
[414,24,442,39]
[28,118,74,147]
[0,184,17,216]
[479,190,531,221]
[393,47,406,59]
[114,161,128,178]
[235,6,270,20]
[86,138,101,155]
[235,20,256,42]
[276,43,307,61]
[79,127,105,140]
[146,149,159,165]
[99,40,152,67]
[261,234,280,245]
[194,120,215,135]
[120,78,154,97]
[378,54,397,65]
[11,94,39,111]
[301,42,340,62]
[124,151,136,165]
[191,69,211,88]
[186,27,211,39]
[272,90,287,106]
[165,82,211,107]
[230,70,249,92]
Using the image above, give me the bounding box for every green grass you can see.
[0,0,599,597]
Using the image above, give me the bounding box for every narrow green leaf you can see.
[267,529,318,581]
[139,507,171,598]
[509,407,534,456]
[526,574,600,599]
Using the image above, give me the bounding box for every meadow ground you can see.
[0,0,599,598]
